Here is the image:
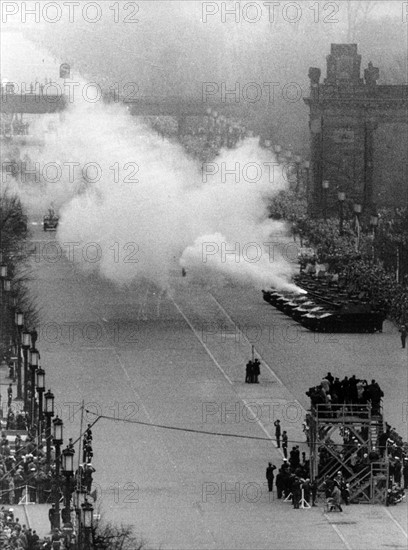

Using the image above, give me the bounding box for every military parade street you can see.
[1,2,408,549]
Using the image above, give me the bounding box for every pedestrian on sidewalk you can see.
[48,504,57,530]
[266,462,276,492]
[274,419,281,448]
[282,431,288,459]
[7,384,13,407]
[399,325,407,348]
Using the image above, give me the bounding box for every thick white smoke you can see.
[7,97,299,292]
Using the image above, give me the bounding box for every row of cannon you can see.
[262,285,385,333]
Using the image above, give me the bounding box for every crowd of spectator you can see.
[1,430,53,506]
[306,371,384,416]
[0,507,50,549]
[304,372,407,506]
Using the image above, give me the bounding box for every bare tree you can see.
[91,520,148,550]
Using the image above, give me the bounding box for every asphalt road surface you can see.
[27,223,407,550]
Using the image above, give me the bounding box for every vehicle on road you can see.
[43,208,59,231]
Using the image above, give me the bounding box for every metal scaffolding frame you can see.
[308,403,389,504]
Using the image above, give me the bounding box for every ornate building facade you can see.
[304,44,408,217]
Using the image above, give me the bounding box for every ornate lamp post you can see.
[338,192,346,235]
[53,416,63,529]
[322,180,330,221]
[370,214,379,261]
[36,367,45,446]
[62,446,75,527]
[29,348,39,427]
[74,487,88,548]
[44,389,55,469]
[22,329,31,411]
[303,160,310,202]
[354,203,362,252]
[15,312,24,400]
[81,499,94,550]
[294,155,302,191]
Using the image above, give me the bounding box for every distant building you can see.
[304,44,408,217]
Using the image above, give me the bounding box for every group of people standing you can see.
[265,458,318,509]
[245,358,261,384]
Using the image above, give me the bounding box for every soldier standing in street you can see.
[282,431,288,459]
[274,419,281,448]
[310,479,318,506]
[292,476,301,509]
[400,325,407,348]
[266,462,276,492]
[245,360,253,383]
[253,358,260,383]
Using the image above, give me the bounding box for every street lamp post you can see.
[338,192,346,235]
[322,180,330,221]
[354,203,362,252]
[15,312,24,400]
[81,499,94,550]
[29,348,39,427]
[75,488,88,549]
[36,367,45,447]
[44,389,55,469]
[62,446,75,527]
[294,155,302,191]
[53,416,63,530]
[303,160,310,200]
[370,214,379,261]
[22,329,31,411]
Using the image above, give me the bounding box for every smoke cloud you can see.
[5,96,300,293]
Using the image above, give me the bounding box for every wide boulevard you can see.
[27,223,407,550]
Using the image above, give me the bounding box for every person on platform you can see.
[266,462,276,492]
[274,419,281,448]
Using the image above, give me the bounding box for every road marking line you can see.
[209,292,305,413]
[384,507,408,538]
[170,296,286,461]
[170,297,234,386]
[323,517,353,550]
[96,311,219,547]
